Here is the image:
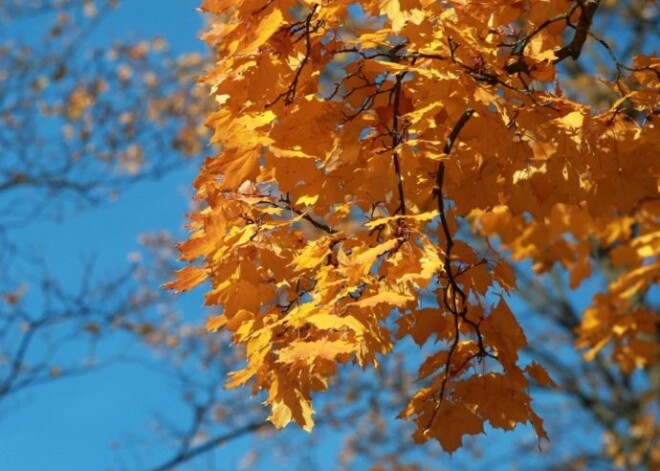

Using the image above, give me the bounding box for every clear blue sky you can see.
[0,2,209,470]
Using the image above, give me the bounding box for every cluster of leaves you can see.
[171,0,660,454]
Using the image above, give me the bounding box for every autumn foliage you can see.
[169,0,660,454]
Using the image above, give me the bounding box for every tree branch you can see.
[554,0,601,63]
[391,74,407,216]
[147,421,272,471]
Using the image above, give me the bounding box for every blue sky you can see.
[0,2,208,470]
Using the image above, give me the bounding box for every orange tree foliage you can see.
[169,0,660,453]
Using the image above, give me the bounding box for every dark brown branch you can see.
[500,4,579,62]
[256,197,337,234]
[280,194,337,234]
[267,4,319,107]
[554,0,601,63]
[435,108,475,312]
[391,74,407,215]
[424,108,475,431]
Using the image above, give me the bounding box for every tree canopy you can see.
[2,1,659,469]
[170,0,660,458]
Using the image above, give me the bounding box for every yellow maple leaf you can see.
[276,339,356,365]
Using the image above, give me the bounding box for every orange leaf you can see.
[165,266,208,292]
